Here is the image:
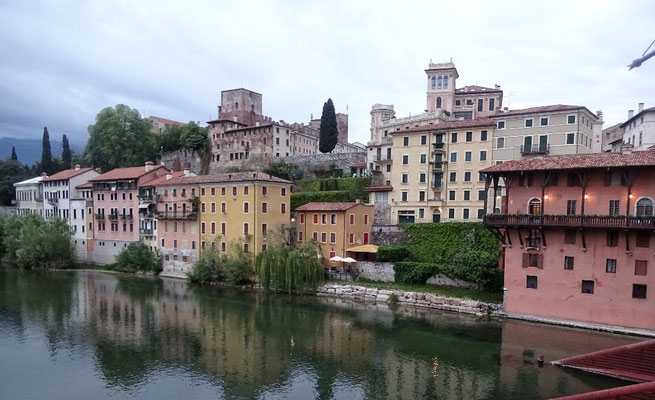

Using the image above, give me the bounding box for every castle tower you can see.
[217,88,263,126]
[425,61,458,114]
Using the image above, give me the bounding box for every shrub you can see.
[264,162,304,181]
[377,245,411,262]
[394,262,436,285]
[223,238,253,284]
[187,242,223,283]
[115,241,161,273]
[291,190,352,209]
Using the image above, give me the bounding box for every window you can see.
[449,191,455,201]
[243,223,249,235]
[540,117,549,126]
[635,260,648,276]
[211,222,216,235]
[633,284,647,299]
[420,154,426,164]
[221,202,226,213]
[402,173,408,184]
[480,150,487,161]
[403,137,409,146]
[566,133,575,144]
[321,214,327,224]
[419,173,426,183]
[312,232,318,241]
[401,192,408,202]
[465,151,472,162]
[450,152,457,162]
[636,198,654,216]
[349,214,354,224]
[564,256,574,270]
[636,232,650,248]
[221,187,226,195]
[363,232,369,244]
[244,186,249,195]
[451,132,457,143]
[448,208,455,218]
[419,191,425,201]
[478,190,486,201]
[609,200,620,216]
[243,202,249,213]
[566,200,577,215]
[349,233,354,244]
[466,132,472,142]
[480,130,488,141]
[525,119,533,127]
[221,222,226,235]
[262,202,268,213]
[526,276,538,289]
[477,99,483,112]
[464,172,471,182]
[567,173,581,187]
[321,232,327,243]
[221,242,226,252]
[479,172,486,182]
[436,97,442,108]
[488,99,495,111]
[402,155,408,164]
[201,222,206,234]
[497,121,505,130]
[364,214,369,225]
[421,135,427,145]
[496,137,505,149]
[464,190,470,201]
[607,230,619,247]
[298,231,304,241]
[567,115,576,124]
[477,209,484,219]
[463,209,469,219]
[281,203,286,214]
[313,214,318,224]
[606,259,617,273]
[330,233,336,243]
[564,229,576,244]
[581,280,595,294]
[449,172,456,182]
[528,198,542,215]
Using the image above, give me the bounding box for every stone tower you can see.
[217,88,264,126]
[425,61,458,114]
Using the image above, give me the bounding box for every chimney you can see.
[145,161,154,172]
[166,173,172,180]
[596,110,603,121]
[495,84,501,89]
[628,110,634,119]
[355,199,361,204]
[41,172,48,178]
[638,103,644,113]
[95,168,102,173]
[75,164,80,170]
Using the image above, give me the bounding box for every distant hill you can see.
[0,137,84,165]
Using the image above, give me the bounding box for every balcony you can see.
[521,144,550,155]
[95,213,105,220]
[139,228,154,235]
[373,156,393,164]
[431,161,444,170]
[484,214,655,231]
[138,194,160,204]
[47,198,59,206]
[120,214,134,221]
[156,212,197,221]
[108,214,119,221]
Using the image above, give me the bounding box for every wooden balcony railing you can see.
[484,214,655,231]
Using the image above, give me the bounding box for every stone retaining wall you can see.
[279,152,365,179]
[317,284,503,317]
[354,261,395,282]
[371,224,407,245]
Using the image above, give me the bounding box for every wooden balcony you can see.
[484,214,655,231]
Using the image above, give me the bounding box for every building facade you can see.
[149,116,185,134]
[294,201,374,267]
[14,175,44,216]
[483,150,655,331]
[621,103,655,151]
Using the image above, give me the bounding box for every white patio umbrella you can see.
[329,255,345,262]
[342,257,357,263]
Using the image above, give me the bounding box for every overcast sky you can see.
[1,0,654,147]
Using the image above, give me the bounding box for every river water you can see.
[0,269,642,399]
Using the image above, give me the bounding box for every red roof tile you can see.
[365,185,393,192]
[482,150,655,173]
[392,118,495,134]
[455,85,502,94]
[89,165,167,182]
[154,171,292,186]
[76,182,93,189]
[294,202,368,211]
[139,171,186,187]
[352,162,366,168]
[492,104,597,119]
[149,116,185,127]
[42,167,95,182]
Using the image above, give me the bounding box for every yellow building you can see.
[193,172,292,254]
[388,119,495,223]
[294,201,374,267]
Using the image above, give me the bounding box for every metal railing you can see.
[484,214,655,231]
[521,144,550,155]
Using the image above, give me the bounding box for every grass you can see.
[331,278,503,304]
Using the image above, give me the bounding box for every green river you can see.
[0,269,641,399]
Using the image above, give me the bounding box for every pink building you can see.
[88,162,170,264]
[483,150,655,332]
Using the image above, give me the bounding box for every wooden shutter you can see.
[603,172,611,186]
[537,254,544,269]
[522,253,529,268]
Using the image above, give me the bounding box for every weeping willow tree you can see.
[255,240,324,294]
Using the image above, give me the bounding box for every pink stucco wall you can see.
[93,188,140,242]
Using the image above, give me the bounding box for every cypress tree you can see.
[319,98,338,153]
[62,134,72,169]
[10,146,17,161]
[41,127,53,174]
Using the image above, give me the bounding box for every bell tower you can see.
[425,60,458,114]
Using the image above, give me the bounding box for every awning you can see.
[346,244,379,253]
[138,204,150,209]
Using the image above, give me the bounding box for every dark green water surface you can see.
[0,269,641,399]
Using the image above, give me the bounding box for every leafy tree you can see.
[263,161,304,181]
[319,98,338,153]
[84,105,158,171]
[255,238,323,294]
[158,125,183,152]
[222,237,253,284]
[182,121,208,150]
[41,127,53,174]
[0,159,31,206]
[187,239,224,283]
[61,134,72,169]
[10,146,17,161]
[115,241,161,273]
[3,214,74,269]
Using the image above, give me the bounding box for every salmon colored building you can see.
[88,162,170,264]
[294,201,374,267]
[482,150,655,332]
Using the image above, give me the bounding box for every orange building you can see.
[294,201,374,267]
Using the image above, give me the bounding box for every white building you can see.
[14,175,45,216]
[621,103,655,150]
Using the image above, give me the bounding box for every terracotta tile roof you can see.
[222,123,274,134]
[455,85,502,94]
[620,106,655,128]
[139,171,186,187]
[89,165,167,182]
[207,118,248,126]
[42,167,95,182]
[149,116,185,127]
[75,182,93,189]
[154,171,292,186]
[351,162,366,168]
[392,118,496,134]
[481,150,655,173]
[365,185,393,192]
[294,202,366,212]
[492,104,597,119]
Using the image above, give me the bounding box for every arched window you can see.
[528,198,542,215]
[437,76,443,89]
[443,75,448,88]
[636,198,654,216]
[436,97,442,109]
[431,76,436,89]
